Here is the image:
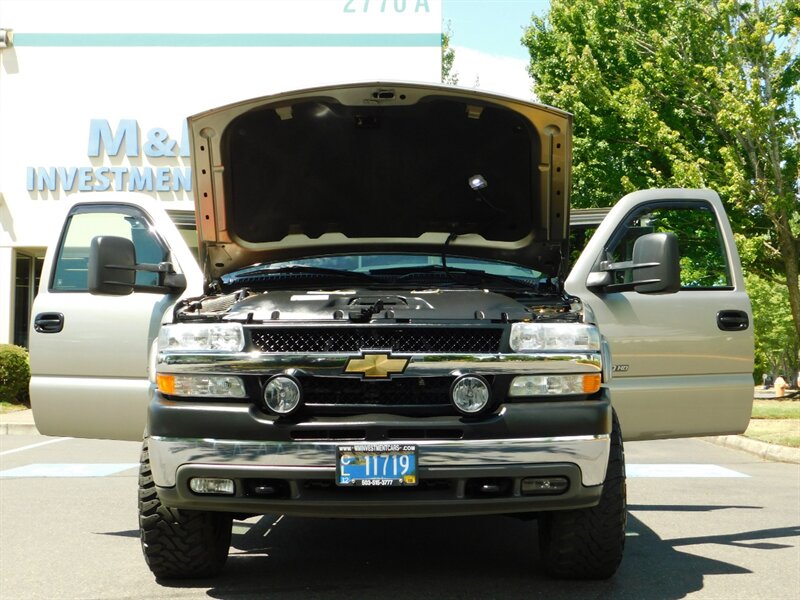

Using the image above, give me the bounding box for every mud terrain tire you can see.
[539,410,627,579]
[138,439,232,579]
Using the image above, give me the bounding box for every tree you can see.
[523,0,800,346]
[442,20,459,85]
[747,274,799,381]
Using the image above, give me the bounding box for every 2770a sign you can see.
[343,0,430,13]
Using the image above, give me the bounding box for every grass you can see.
[0,401,29,415]
[745,399,800,448]
[751,399,800,419]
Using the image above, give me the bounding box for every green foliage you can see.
[752,400,800,419]
[523,0,800,344]
[0,344,30,405]
[747,273,799,380]
[442,20,459,85]
[744,419,800,447]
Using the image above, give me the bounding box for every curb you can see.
[703,435,800,464]
[0,409,39,436]
[0,422,40,436]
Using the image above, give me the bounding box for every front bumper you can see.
[148,396,611,518]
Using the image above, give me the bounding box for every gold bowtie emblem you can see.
[344,352,409,379]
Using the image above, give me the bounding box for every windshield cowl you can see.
[175,285,572,325]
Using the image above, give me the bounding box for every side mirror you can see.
[88,236,136,295]
[88,236,187,296]
[589,232,681,294]
[629,231,681,293]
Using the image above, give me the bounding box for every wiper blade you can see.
[369,265,542,291]
[225,265,377,283]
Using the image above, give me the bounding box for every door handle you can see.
[717,310,749,331]
[34,312,64,333]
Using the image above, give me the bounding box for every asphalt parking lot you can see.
[1,434,798,600]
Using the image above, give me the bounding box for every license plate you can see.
[336,443,417,487]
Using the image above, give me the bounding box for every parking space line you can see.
[627,464,749,478]
[0,463,138,477]
[0,437,72,457]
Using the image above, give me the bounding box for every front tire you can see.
[538,410,627,579]
[138,439,232,579]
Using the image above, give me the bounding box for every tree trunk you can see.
[775,211,800,345]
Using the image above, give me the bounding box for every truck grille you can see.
[250,327,502,354]
[298,376,454,408]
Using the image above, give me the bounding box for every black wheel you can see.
[538,410,627,579]
[138,439,232,579]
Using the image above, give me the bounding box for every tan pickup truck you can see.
[29,82,753,581]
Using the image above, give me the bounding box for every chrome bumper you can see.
[157,352,602,377]
[148,434,610,488]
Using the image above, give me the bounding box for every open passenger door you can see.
[566,189,754,441]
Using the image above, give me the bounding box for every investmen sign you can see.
[26,119,192,193]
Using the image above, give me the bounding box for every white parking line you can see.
[627,464,749,478]
[0,437,72,457]
[0,463,138,477]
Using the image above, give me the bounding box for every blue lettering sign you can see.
[109,166,127,191]
[145,128,177,158]
[155,167,171,191]
[87,119,140,158]
[35,167,57,192]
[173,167,192,191]
[129,167,153,191]
[94,166,111,191]
[57,167,78,190]
[78,167,94,191]
[29,117,193,193]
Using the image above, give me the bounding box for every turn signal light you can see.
[508,373,602,397]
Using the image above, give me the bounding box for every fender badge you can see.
[344,352,409,379]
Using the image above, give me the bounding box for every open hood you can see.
[188,82,572,281]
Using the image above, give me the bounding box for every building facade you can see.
[0,0,442,347]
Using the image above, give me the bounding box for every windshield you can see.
[222,254,555,290]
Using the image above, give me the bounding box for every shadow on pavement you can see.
[148,504,795,600]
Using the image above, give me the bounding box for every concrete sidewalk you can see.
[3,407,798,464]
[0,408,39,435]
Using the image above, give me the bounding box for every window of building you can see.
[14,252,44,348]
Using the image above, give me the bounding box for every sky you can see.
[442,0,551,100]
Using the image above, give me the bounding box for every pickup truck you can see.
[29,82,754,581]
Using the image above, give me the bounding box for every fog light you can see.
[451,375,491,415]
[189,477,234,495]
[264,375,302,415]
[521,476,569,495]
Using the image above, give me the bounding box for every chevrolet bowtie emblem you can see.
[344,352,409,379]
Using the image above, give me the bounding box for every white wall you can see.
[0,0,442,343]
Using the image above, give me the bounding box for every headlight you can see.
[158,323,245,352]
[509,323,600,352]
